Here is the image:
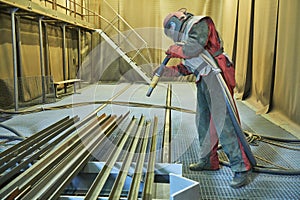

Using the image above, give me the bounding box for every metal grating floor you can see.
[169,83,300,199]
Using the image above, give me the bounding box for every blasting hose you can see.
[146,56,171,97]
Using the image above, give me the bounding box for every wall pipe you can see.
[11,8,19,111]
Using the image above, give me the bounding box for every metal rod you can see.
[162,84,172,163]
[39,17,46,103]
[11,8,19,111]
[143,116,158,200]
[128,120,151,200]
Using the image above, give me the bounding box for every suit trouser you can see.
[195,73,251,172]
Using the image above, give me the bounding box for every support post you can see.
[44,23,50,92]
[39,17,46,103]
[77,28,81,88]
[11,8,19,111]
[62,23,67,93]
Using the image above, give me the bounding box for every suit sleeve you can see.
[182,20,209,57]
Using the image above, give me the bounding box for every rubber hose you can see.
[0,135,24,141]
[220,160,300,175]
[0,123,25,138]
[224,95,257,166]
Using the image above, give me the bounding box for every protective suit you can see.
[162,10,252,188]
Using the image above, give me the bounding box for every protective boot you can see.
[230,170,251,188]
[189,149,220,171]
[189,161,219,171]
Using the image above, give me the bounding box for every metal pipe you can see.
[11,8,19,111]
[44,116,120,200]
[6,116,102,199]
[39,17,46,103]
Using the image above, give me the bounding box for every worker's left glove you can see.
[166,44,188,59]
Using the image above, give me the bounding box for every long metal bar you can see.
[162,84,172,163]
[143,116,158,200]
[77,83,131,127]
[128,120,151,200]
[11,8,19,111]
[84,116,137,200]
[39,16,46,103]
[109,115,145,200]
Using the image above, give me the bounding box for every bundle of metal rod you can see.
[0,112,129,199]
[0,116,79,187]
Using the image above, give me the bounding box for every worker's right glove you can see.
[153,66,180,77]
[166,44,188,59]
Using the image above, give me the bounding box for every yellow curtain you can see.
[234,0,253,99]
[19,19,42,101]
[221,0,238,58]
[246,0,279,114]
[272,0,300,125]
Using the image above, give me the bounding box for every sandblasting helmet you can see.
[163,9,192,42]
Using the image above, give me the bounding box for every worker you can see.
[159,9,252,188]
